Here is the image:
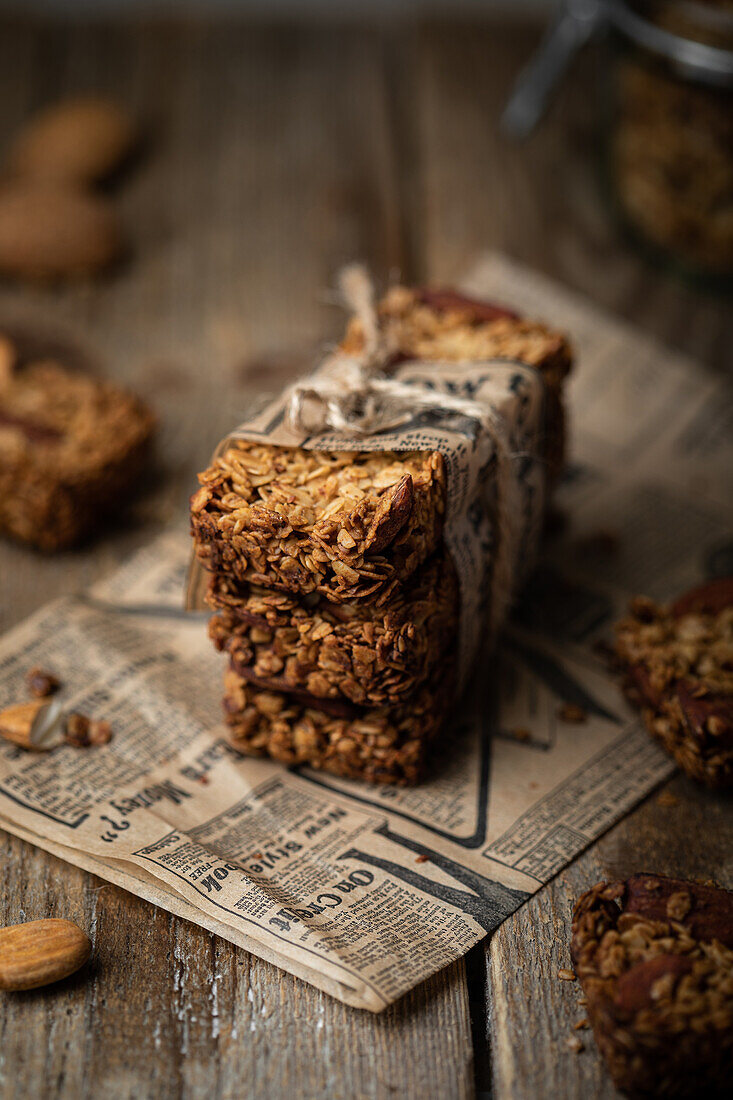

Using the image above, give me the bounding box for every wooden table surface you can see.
[0,13,731,1100]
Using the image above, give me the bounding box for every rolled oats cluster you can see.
[208,551,458,709]
[612,58,733,277]
[572,874,733,1098]
[191,444,446,602]
[223,663,454,786]
[615,578,733,787]
[190,284,572,785]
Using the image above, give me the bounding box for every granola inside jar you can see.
[608,1,733,279]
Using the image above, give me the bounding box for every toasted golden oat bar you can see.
[0,353,154,550]
[191,444,446,602]
[615,578,733,788]
[208,550,458,708]
[572,874,733,1099]
[222,662,455,786]
[341,285,572,478]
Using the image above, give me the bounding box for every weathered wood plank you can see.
[0,830,474,1100]
[0,16,473,1100]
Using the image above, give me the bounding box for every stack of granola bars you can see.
[190,285,572,785]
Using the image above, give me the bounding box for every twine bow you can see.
[285,263,526,642]
[286,264,488,436]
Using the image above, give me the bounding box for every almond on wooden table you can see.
[0,919,91,991]
[0,183,123,280]
[7,96,136,186]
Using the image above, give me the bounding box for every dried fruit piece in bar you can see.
[222,661,455,786]
[0,355,154,550]
[207,550,458,708]
[341,284,573,478]
[572,873,733,1099]
[615,578,733,787]
[191,443,446,602]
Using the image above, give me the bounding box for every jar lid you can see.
[612,1,733,85]
[502,0,733,137]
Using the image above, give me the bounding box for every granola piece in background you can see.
[64,713,91,747]
[88,719,113,746]
[0,357,154,550]
[572,873,733,1098]
[615,578,733,787]
[611,59,733,276]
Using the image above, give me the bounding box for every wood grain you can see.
[0,831,474,1100]
[0,12,731,1100]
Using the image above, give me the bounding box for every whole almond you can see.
[7,96,136,186]
[0,919,91,991]
[0,184,123,279]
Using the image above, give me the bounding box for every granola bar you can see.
[341,285,573,478]
[222,661,455,785]
[0,354,154,550]
[572,873,733,1098]
[615,578,733,788]
[208,550,458,707]
[191,443,446,602]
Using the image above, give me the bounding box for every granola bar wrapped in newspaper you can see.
[189,266,573,783]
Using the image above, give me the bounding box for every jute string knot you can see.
[285,263,524,640]
[287,264,488,436]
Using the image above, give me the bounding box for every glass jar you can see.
[607,2,733,281]
[502,1,733,283]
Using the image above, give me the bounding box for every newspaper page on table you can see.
[0,254,730,1011]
